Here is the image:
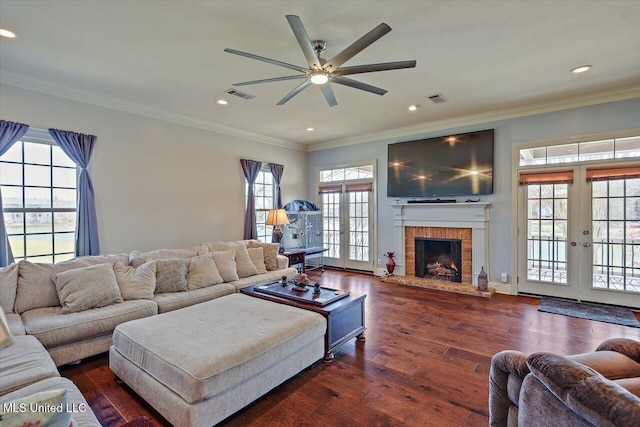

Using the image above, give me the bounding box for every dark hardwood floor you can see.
[60,269,640,426]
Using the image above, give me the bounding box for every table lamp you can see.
[265,208,290,253]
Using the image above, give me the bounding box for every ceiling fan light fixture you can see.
[310,72,329,85]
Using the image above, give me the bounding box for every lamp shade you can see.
[265,209,290,226]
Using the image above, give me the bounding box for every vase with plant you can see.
[384,251,396,275]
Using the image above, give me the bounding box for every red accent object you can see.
[386,255,396,275]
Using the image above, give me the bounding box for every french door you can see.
[517,163,640,308]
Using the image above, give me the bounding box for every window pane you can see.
[8,235,24,258]
[1,142,22,162]
[26,212,52,234]
[53,167,76,188]
[1,186,22,208]
[24,165,51,186]
[52,146,76,167]
[54,232,75,255]
[24,142,50,165]
[0,163,22,185]
[615,136,640,159]
[578,139,614,161]
[5,212,23,235]
[53,189,76,208]
[547,143,578,164]
[54,253,74,263]
[26,234,52,257]
[54,212,76,232]
[345,167,359,180]
[25,187,51,208]
[519,147,547,166]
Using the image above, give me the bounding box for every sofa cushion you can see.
[53,263,124,314]
[247,241,280,271]
[570,350,640,380]
[114,260,156,300]
[4,312,25,336]
[153,283,236,313]
[187,254,223,290]
[247,247,268,274]
[21,300,157,348]
[0,335,59,395]
[0,388,75,427]
[129,245,208,267]
[205,242,257,278]
[155,259,188,293]
[0,310,15,349]
[211,250,238,282]
[0,377,102,427]
[0,263,18,313]
[15,254,128,314]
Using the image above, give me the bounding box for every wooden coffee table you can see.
[241,281,366,362]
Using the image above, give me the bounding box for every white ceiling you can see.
[1,1,639,150]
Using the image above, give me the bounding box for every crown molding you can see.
[306,85,640,152]
[0,72,305,151]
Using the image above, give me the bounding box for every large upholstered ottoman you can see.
[109,293,326,427]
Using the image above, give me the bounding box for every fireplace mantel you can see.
[390,202,490,283]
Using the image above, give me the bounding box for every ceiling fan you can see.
[224,15,417,107]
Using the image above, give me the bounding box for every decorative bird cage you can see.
[281,200,323,251]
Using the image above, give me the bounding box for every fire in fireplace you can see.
[415,237,462,283]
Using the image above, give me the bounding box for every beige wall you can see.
[0,84,308,254]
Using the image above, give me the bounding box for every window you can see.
[519,135,640,166]
[1,129,78,263]
[245,169,275,242]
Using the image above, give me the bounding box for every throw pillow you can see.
[52,263,124,314]
[0,388,75,427]
[247,247,268,274]
[0,309,15,349]
[248,241,280,271]
[211,250,239,282]
[205,242,257,278]
[114,260,157,300]
[186,254,223,290]
[0,263,18,313]
[155,258,189,293]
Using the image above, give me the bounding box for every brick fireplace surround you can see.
[389,202,490,286]
[405,227,472,283]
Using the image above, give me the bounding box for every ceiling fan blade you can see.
[320,83,338,107]
[324,23,392,70]
[286,15,322,69]
[232,75,307,86]
[337,60,417,76]
[224,48,308,73]
[331,76,387,96]
[276,79,312,105]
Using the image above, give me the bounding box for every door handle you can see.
[582,242,591,247]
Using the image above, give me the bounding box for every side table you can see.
[282,250,305,272]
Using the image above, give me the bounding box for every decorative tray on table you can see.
[252,280,350,306]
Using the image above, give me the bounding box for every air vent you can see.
[224,88,255,100]
[427,94,448,104]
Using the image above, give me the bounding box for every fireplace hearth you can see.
[415,237,462,283]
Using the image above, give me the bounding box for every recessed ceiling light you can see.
[408,105,419,111]
[306,127,314,132]
[216,99,228,105]
[0,28,16,38]
[570,65,592,74]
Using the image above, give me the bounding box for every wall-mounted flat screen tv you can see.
[388,129,494,198]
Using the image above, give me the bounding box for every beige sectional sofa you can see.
[0,239,297,426]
